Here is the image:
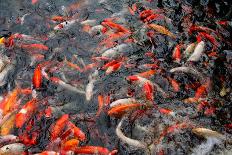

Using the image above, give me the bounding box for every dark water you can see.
[0,0,231,154]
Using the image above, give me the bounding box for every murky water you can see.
[0,0,231,154]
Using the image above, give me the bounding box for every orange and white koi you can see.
[50,114,69,141]
[105,62,123,75]
[148,24,176,38]
[15,98,37,128]
[74,146,117,155]
[110,98,136,108]
[32,64,42,89]
[54,19,79,30]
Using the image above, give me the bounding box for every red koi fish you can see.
[143,82,154,101]
[159,108,175,116]
[195,80,211,99]
[50,114,69,141]
[32,0,39,4]
[32,64,42,89]
[74,146,117,155]
[15,99,37,128]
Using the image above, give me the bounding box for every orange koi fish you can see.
[148,24,176,38]
[15,99,37,128]
[62,138,79,151]
[101,21,131,34]
[20,43,49,51]
[96,95,104,117]
[0,88,19,116]
[172,44,181,63]
[32,64,42,89]
[68,122,86,141]
[137,69,156,78]
[50,114,69,141]
[51,16,66,22]
[34,151,60,155]
[108,103,143,117]
[74,146,117,155]
[139,9,154,21]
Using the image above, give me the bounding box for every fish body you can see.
[187,41,205,62]
[32,64,42,89]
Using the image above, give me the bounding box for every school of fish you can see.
[0,0,231,154]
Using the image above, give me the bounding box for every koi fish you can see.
[15,98,37,128]
[0,37,5,45]
[192,128,225,140]
[74,146,117,155]
[64,57,83,72]
[54,19,79,30]
[101,20,131,34]
[85,70,98,101]
[172,44,181,63]
[183,42,196,58]
[0,112,15,135]
[105,62,122,75]
[108,103,143,117]
[62,138,79,151]
[195,80,211,99]
[50,114,69,141]
[96,95,104,117]
[0,143,25,155]
[0,135,19,147]
[32,64,42,89]
[148,24,176,38]
[187,41,205,62]
[49,77,85,94]
[0,88,19,116]
[158,108,175,116]
[33,151,60,155]
[20,43,48,51]
[168,77,180,92]
[143,81,154,101]
[67,122,86,141]
[110,98,136,107]
[137,69,156,78]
